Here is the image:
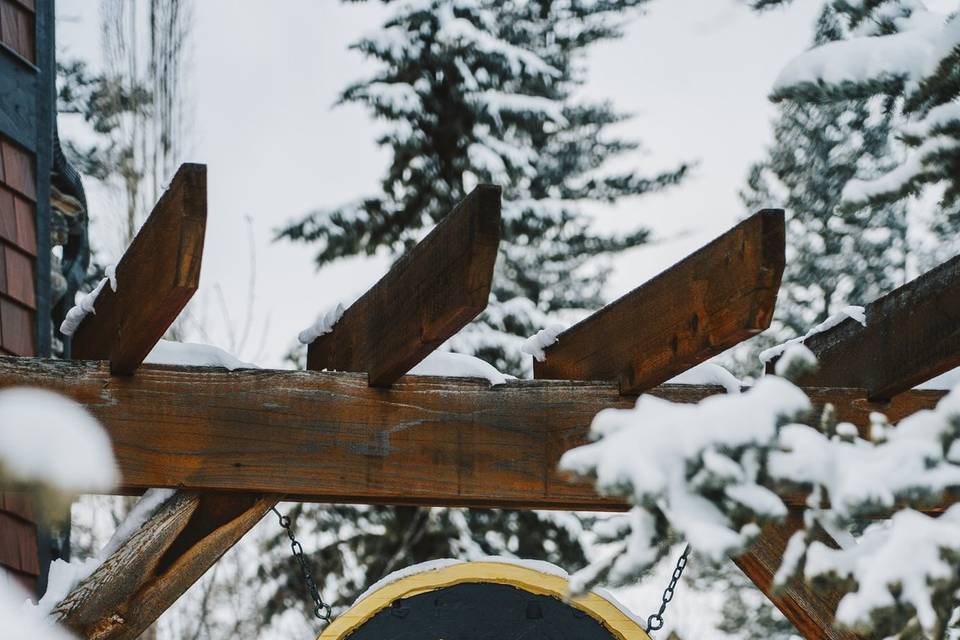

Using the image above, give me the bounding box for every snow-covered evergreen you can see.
[564,349,960,639]
[271,0,688,626]
[759,0,960,235]
[280,0,687,375]
[743,5,909,339]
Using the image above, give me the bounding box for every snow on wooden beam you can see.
[52,491,274,640]
[534,209,785,394]
[732,510,864,640]
[71,163,207,375]
[0,358,942,511]
[307,184,501,386]
[790,253,960,400]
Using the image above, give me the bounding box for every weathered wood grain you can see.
[789,254,960,400]
[52,491,275,640]
[71,163,206,374]
[307,184,501,386]
[535,210,785,394]
[0,358,943,510]
[732,510,864,640]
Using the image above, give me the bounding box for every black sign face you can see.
[345,582,620,640]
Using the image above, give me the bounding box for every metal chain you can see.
[271,506,332,623]
[645,545,690,635]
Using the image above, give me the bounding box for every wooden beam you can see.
[732,510,863,640]
[791,254,960,400]
[307,184,501,386]
[534,210,785,394]
[52,491,275,640]
[0,358,942,510]
[71,163,206,375]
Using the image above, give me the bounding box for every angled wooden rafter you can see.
[535,209,785,394]
[307,184,501,386]
[71,163,207,374]
[787,253,960,400]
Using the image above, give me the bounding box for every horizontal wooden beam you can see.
[307,185,501,386]
[792,254,960,400]
[535,209,785,394]
[71,163,207,375]
[0,358,942,511]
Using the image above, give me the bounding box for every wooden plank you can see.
[535,210,785,394]
[733,510,862,640]
[307,184,501,386]
[789,254,960,400]
[52,491,274,640]
[71,163,206,374]
[0,358,943,510]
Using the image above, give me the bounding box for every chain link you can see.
[271,506,332,623]
[645,545,690,635]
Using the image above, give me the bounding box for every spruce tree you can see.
[267,0,687,628]
[711,5,910,637]
[742,4,909,337]
[754,0,960,233]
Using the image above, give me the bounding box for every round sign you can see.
[318,560,651,640]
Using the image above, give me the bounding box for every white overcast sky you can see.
[56,0,831,367]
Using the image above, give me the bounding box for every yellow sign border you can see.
[318,561,651,640]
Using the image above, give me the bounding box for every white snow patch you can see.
[760,306,866,364]
[773,343,818,378]
[408,351,508,386]
[297,303,346,345]
[2,579,76,639]
[0,388,118,492]
[521,323,565,363]
[58,278,109,337]
[668,363,742,394]
[144,340,255,370]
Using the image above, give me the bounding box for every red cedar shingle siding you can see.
[0,0,34,64]
[0,0,41,595]
[0,136,39,593]
[0,495,39,592]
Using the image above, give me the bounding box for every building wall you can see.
[0,0,53,596]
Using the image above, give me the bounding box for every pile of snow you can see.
[804,507,960,635]
[0,580,75,639]
[520,323,565,362]
[297,303,346,345]
[759,305,865,363]
[0,388,118,492]
[144,340,255,370]
[667,363,742,394]
[59,279,110,337]
[561,376,807,566]
[408,351,508,386]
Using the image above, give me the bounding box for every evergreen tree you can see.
[268,0,687,629]
[742,6,909,339]
[754,0,960,238]
[281,0,687,375]
[714,6,909,636]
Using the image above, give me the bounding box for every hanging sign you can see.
[318,560,651,640]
